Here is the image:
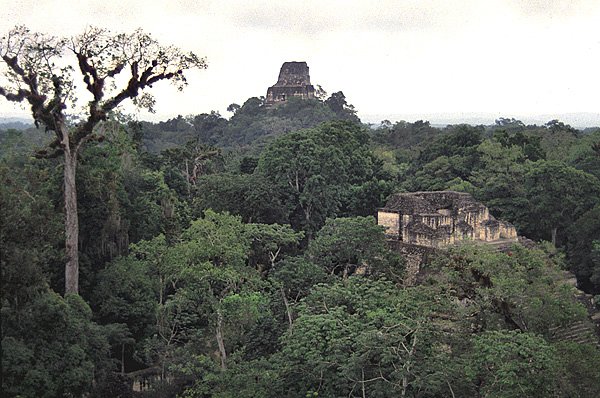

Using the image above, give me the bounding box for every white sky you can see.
[1,0,600,126]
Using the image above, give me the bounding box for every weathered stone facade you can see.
[265,61,315,106]
[378,191,517,249]
[379,192,600,343]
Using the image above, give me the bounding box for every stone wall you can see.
[387,241,438,286]
[378,211,400,237]
[378,191,518,285]
[274,62,312,86]
[378,191,517,249]
[265,61,315,106]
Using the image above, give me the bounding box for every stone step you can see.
[570,337,597,344]
[551,336,597,344]
[554,331,595,340]
[549,320,588,331]
[552,327,590,334]
[551,335,596,343]
[548,318,599,345]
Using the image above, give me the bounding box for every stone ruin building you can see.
[377,191,600,345]
[265,61,315,106]
[377,191,518,285]
[378,191,517,249]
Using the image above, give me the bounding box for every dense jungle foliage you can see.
[2,95,600,397]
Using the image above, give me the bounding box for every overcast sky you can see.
[1,0,599,126]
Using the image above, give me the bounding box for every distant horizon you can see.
[360,112,600,129]
[2,111,599,130]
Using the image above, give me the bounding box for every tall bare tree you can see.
[0,26,207,294]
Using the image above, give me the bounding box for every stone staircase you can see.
[548,319,598,346]
[396,234,600,346]
[551,271,600,347]
[481,238,518,251]
[483,236,537,252]
[451,236,535,253]
[491,237,600,346]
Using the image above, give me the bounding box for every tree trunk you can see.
[281,287,293,334]
[361,368,366,398]
[215,311,227,370]
[64,148,80,295]
[551,227,557,247]
[121,343,125,375]
[184,159,191,195]
[401,329,419,398]
[342,265,349,280]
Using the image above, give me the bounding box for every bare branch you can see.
[0,85,30,102]
[2,25,207,150]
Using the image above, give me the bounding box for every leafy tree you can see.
[226,103,240,114]
[222,96,346,147]
[92,234,173,376]
[188,111,228,145]
[246,222,304,275]
[494,117,525,132]
[523,160,600,246]
[553,341,600,397]
[417,124,483,166]
[406,124,483,191]
[258,121,375,236]
[0,26,206,294]
[192,172,288,224]
[465,330,560,398]
[1,292,111,397]
[314,84,328,100]
[275,279,460,398]
[239,155,258,174]
[492,129,545,161]
[324,91,360,123]
[545,119,578,135]
[75,123,138,292]
[94,211,293,384]
[566,129,600,179]
[157,115,192,133]
[0,154,63,303]
[94,254,157,341]
[234,96,264,118]
[411,155,472,191]
[566,205,600,293]
[343,178,396,217]
[470,140,529,224]
[537,120,580,162]
[372,119,442,149]
[160,141,222,196]
[429,244,587,334]
[135,92,363,149]
[370,146,408,179]
[178,355,284,398]
[307,216,404,280]
[270,256,331,333]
